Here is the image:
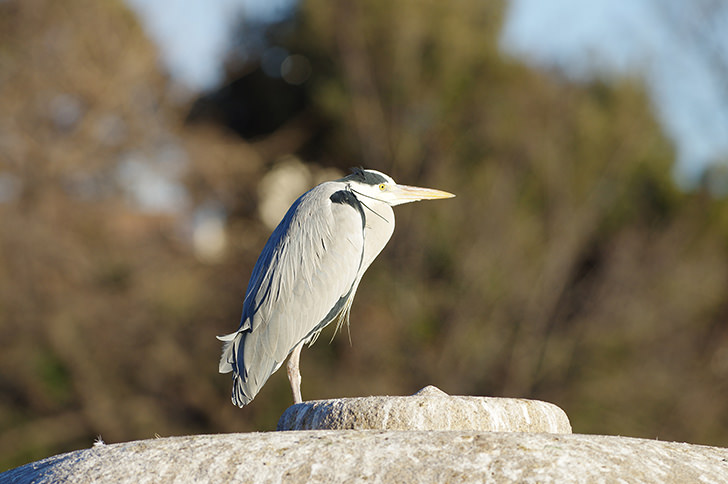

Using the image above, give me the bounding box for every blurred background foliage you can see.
[3,0,728,471]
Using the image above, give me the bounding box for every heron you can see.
[218,168,455,406]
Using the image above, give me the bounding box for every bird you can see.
[217,168,455,407]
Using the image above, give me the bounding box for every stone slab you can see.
[277,386,572,433]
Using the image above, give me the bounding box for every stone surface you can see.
[4,389,726,482]
[277,385,572,433]
[3,431,728,483]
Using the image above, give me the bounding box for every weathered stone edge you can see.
[277,395,572,433]
[3,431,728,484]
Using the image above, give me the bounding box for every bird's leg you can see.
[286,342,304,404]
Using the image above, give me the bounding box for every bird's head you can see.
[342,168,455,206]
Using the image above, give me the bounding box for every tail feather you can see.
[232,376,255,406]
[218,330,277,407]
[217,332,238,374]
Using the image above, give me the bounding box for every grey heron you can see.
[218,168,454,406]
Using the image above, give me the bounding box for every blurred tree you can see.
[0,0,269,469]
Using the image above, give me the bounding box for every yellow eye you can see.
[378,183,386,191]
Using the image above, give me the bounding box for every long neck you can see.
[359,199,395,275]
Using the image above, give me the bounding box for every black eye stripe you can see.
[349,168,388,186]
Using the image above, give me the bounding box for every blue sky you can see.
[501,0,728,185]
[123,0,728,187]
[124,0,293,89]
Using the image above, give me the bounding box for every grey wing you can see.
[218,184,365,406]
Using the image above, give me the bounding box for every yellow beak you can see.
[390,184,456,206]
